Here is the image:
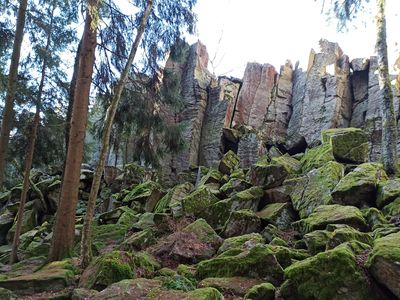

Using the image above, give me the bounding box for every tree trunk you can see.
[49,0,99,262]
[0,0,29,190]
[9,108,39,264]
[80,0,153,268]
[65,38,83,153]
[9,2,56,264]
[376,0,398,175]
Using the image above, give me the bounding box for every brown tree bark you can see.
[0,0,29,190]
[49,0,100,262]
[376,0,398,174]
[9,2,56,263]
[80,0,153,268]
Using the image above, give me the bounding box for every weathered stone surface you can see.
[234,63,277,129]
[222,209,262,238]
[367,232,400,298]
[94,278,161,299]
[321,128,369,163]
[376,178,400,208]
[296,204,368,234]
[244,282,275,300]
[198,77,241,167]
[230,186,264,212]
[237,132,265,169]
[257,202,296,230]
[182,187,220,217]
[288,39,352,146]
[332,163,388,208]
[217,233,265,254]
[289,161,344,218]
[264,61,293,144]
[196,244,284,285]
[283,246,375,300]
[198,277,263,297]
[247,162,288,189]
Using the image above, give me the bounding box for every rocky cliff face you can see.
[162,39,400,176]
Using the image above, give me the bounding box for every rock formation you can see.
[161,38,400,175]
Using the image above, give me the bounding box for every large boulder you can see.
[332,163,388,207]
[198,277,263,297]
[367,232,400,298]
[256,202,296,230]
[217,233,265,254]
[182,187,220,216]
[321,128,368,163]
[283,246,375,299]
[247,162,288,189]
[221,209,262,237]
[296,204,368,234]
[122,181,165,212]
[0,260,76,296]
[300,143,335,173]
[289,161,344,218]
[230,186,264,212]
[196,244,284,285]
[244,282,275,300]
[94,278,161,299]
[218,150,240,175]
[376,178,400,208]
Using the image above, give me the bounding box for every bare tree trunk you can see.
[376,0,398,175]
[65,39,83,152]
[80,0,153,268]
[9,2,56,263]
[0,0,29,190]
[49,0,99,262]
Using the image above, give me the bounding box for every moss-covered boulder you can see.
[222,209,262,238]
[0,288,17,300]
[367,232,400,298]
[154,182,193,215]
[182,219,222,246]
[376,178,400,208]
[321,127,368,163]
[271,154,302,175]
[98,206,137,225]
[218,233,265,254]
[79,250,160,290]
[257,202,296,229]
[362,207,389,229]
[198,169,223,186]
[230,186,264,212]
[296,204,368,234]
[247,162,288,189]
[220,178,252,198]
[303,230,332,255]
[119,229,156,251]
[198,277,262,297]
[283,246,375,300]
[326,225,372,249]
[196,244,284,285]
[122,181,165,212]
[91,223,129,253]
[332,163,388,207]
[0,259,76,296]
[300,143,334,173]
[199,199,232,230]
[383,197,400,218]
[290,161,344,218]
[7,209,36,244]
[219,150,240,175]
[244,282,275,300]
[94,278,161,299]
[185,287,224,300]
[182,187,220,217]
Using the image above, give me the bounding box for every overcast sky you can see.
[186,0,400,78]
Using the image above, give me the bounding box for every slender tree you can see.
[0,0,29,190]
[80,0,154,268]
[9,2,57,264]
[327,0,397,174]
[49,0,101,262]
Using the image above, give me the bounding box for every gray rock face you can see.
[288,39,352,146]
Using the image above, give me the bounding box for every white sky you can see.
[186,0,400,78]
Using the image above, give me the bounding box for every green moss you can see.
[119,229,156,251]
[271,154,302,175]
[326,225,373,249]
[0,287,16,299]
[161,275,195,292]
[199,199,232,230]
[269,237,288,247]
[247,163,288,188]
[91,223,129,253]
[244,282,275,300]
[366,231,400,268]
[321,127,368,163]
[257,202,295,229]
[198,277,262,297]
[285,246,375,300]
[122,181,162,204]
[382,197,400,217]
[117,207,137,225]
[362,207,389,229]
[376,178,400,208]
[196,245,284,285]
[222,209,261,238]
[300,143,334,173]
[220,178,251,197]
[332,163,388,207]
[198,169,223,186]
[184,287,224,300]
[133,251,161,276]
[303,230,332,255]
[79,251,135,289]
[182,219,220,245]
[231,186,264,211]
[182,187,220,216]
[219,150,240,175]
[217,233,264,254]
[297,204,368,234]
